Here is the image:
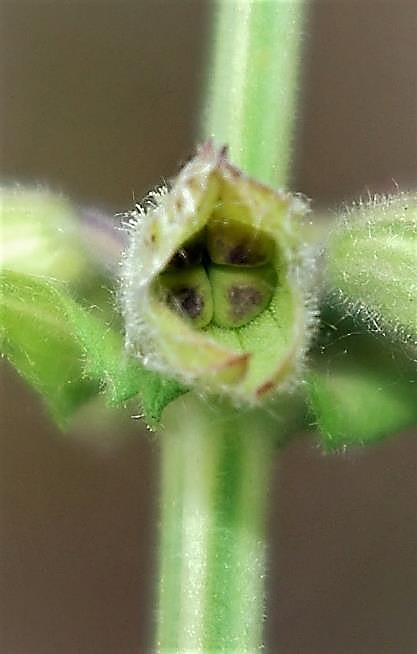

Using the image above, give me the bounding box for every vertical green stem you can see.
[201,0,308,188]
[156,393,277,653]
[155,3,309,651]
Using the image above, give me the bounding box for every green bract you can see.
[0,270,184,428]
[121,144,316,403]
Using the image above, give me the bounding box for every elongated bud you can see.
[325,192,417,350]
[0,186,125,284]
[1,186,88,282]
[121,143,316,403]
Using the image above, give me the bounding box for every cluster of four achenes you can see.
[155,217,277,329]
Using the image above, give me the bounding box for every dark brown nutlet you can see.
[155,266,213,328]
[206,218,274,267]
[208,264,276,328]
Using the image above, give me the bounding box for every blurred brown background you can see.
[1,1,416,652]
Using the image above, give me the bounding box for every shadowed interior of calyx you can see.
[155,222,276,329]
[149,174,301,397]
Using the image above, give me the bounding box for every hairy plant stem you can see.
[156,393,277,653]
[155,2,308,651]
[201,0,308,188]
